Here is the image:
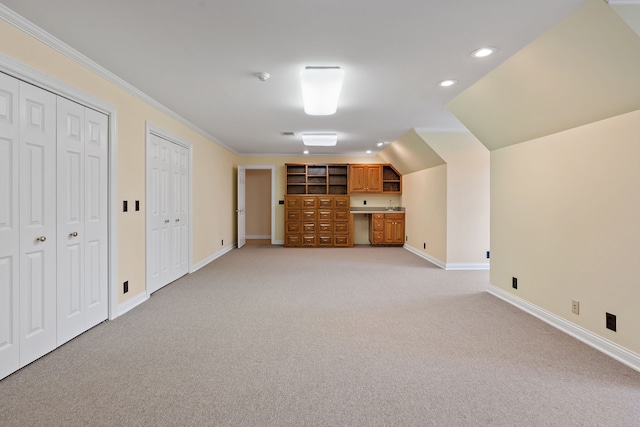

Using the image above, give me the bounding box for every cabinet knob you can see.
[36,236,47,242]
[165,219,170,223]
[70,231,78,237]
[175,218,180,222]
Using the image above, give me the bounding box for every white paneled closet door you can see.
[148,133,188,294]
[19,81,58,368]
[0,73,21,379]
[56,97,108,346]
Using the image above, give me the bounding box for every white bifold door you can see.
[0,74,108,380]
[147,133,189,294]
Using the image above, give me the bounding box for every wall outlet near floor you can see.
[512,277,518,289]
[571,300,579,315]
[423,242,426,249]
[486,251,490,259]
[123,280,129,294]
[221,239,224,246]
[606,312,617,332]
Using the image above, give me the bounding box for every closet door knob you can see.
[165,219,170,223]
[175,218,180,222]
[70,231,78,237]
[36,236,47,242]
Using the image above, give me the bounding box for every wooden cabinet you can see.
[349,164,402,194]
[348,164,382,193]
[286,164,348,195]
[370,213,405,246]
[285,195,351,247]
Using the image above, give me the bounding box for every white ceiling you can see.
[1,0,590,156]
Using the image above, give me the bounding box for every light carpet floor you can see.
[1,245,639,426]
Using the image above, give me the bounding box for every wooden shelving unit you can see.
[382,165,402,193]
[286,164,348,195]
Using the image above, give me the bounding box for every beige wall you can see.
[401,165,447,263]
[0,19,238,305]
[245,169,271,237]
[419,132,490,265]
[491,110,640,354]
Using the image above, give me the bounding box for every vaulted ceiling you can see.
[1,0,592,156]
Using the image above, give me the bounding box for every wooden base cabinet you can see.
[285,195,351,247]
[370,213,405,246]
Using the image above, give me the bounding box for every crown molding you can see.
[607,0,640,4]
[0,4,238,155]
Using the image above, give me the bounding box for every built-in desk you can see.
[350,207,405,246]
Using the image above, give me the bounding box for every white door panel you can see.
[82,107,108,328]
[57,97,85,345]
[19,81,57,367]
[147,134,189,293]
[237,165,246,248]
[0,73,20,379]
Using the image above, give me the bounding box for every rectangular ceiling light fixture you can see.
[302,133,338,146]
[300,66,344,115]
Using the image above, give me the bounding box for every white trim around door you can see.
[240,165,277,245]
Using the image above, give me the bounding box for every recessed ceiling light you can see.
[366,150,372,154]
[302,133,337,146]
[303,150,309,154]
[438,79,458,88]
[376,142,384,147]
[471,47,497,58]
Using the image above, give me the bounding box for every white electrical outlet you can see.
[572,300,580,315]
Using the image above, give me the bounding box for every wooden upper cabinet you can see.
[348,165,382,193]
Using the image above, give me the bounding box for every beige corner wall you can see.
[239,156,385,242]
[401,165,447,263]
[491,110,640,354]
[419,132,490,266]
[0,19,238,305]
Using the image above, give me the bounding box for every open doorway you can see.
[238,165,276,246]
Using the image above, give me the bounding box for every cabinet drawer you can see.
[334,222,348,234]
[334,210,349,221]
[372,213,385,219]
[301,234,317,247]
[318,197,333,208]
[301,197,317,208]
[334,197,349,208]
[318,210,332,220]
[285,197,301,208]
[302,210,317,220]
[318,234,333,246]
[286,221,301,233]
[372,230,384,244]
[286,210,300,221]
[373,219,384,231]
[334,234,349,247]
[285,234,301,247]
[302,222,316,233]
[385,213,404,219]
[318,222,332,233]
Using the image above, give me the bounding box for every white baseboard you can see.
[404,244,446,269]
[446,262,490,271]
[274,240,284,245]
[191,244,235,273]
[246,234,271,239]
[117,292,149,317]
[487,284,640,373]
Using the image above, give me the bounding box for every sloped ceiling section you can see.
[447,0,640,151]
[378,129,445,175]
[611,2,640,36]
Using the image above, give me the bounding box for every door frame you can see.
[0,52,120,320]
[145,121,193,294]
[239,165,276,244]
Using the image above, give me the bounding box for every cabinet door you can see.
[366,165,382,192]
[393,219,405,244]
[348,165,367,192]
